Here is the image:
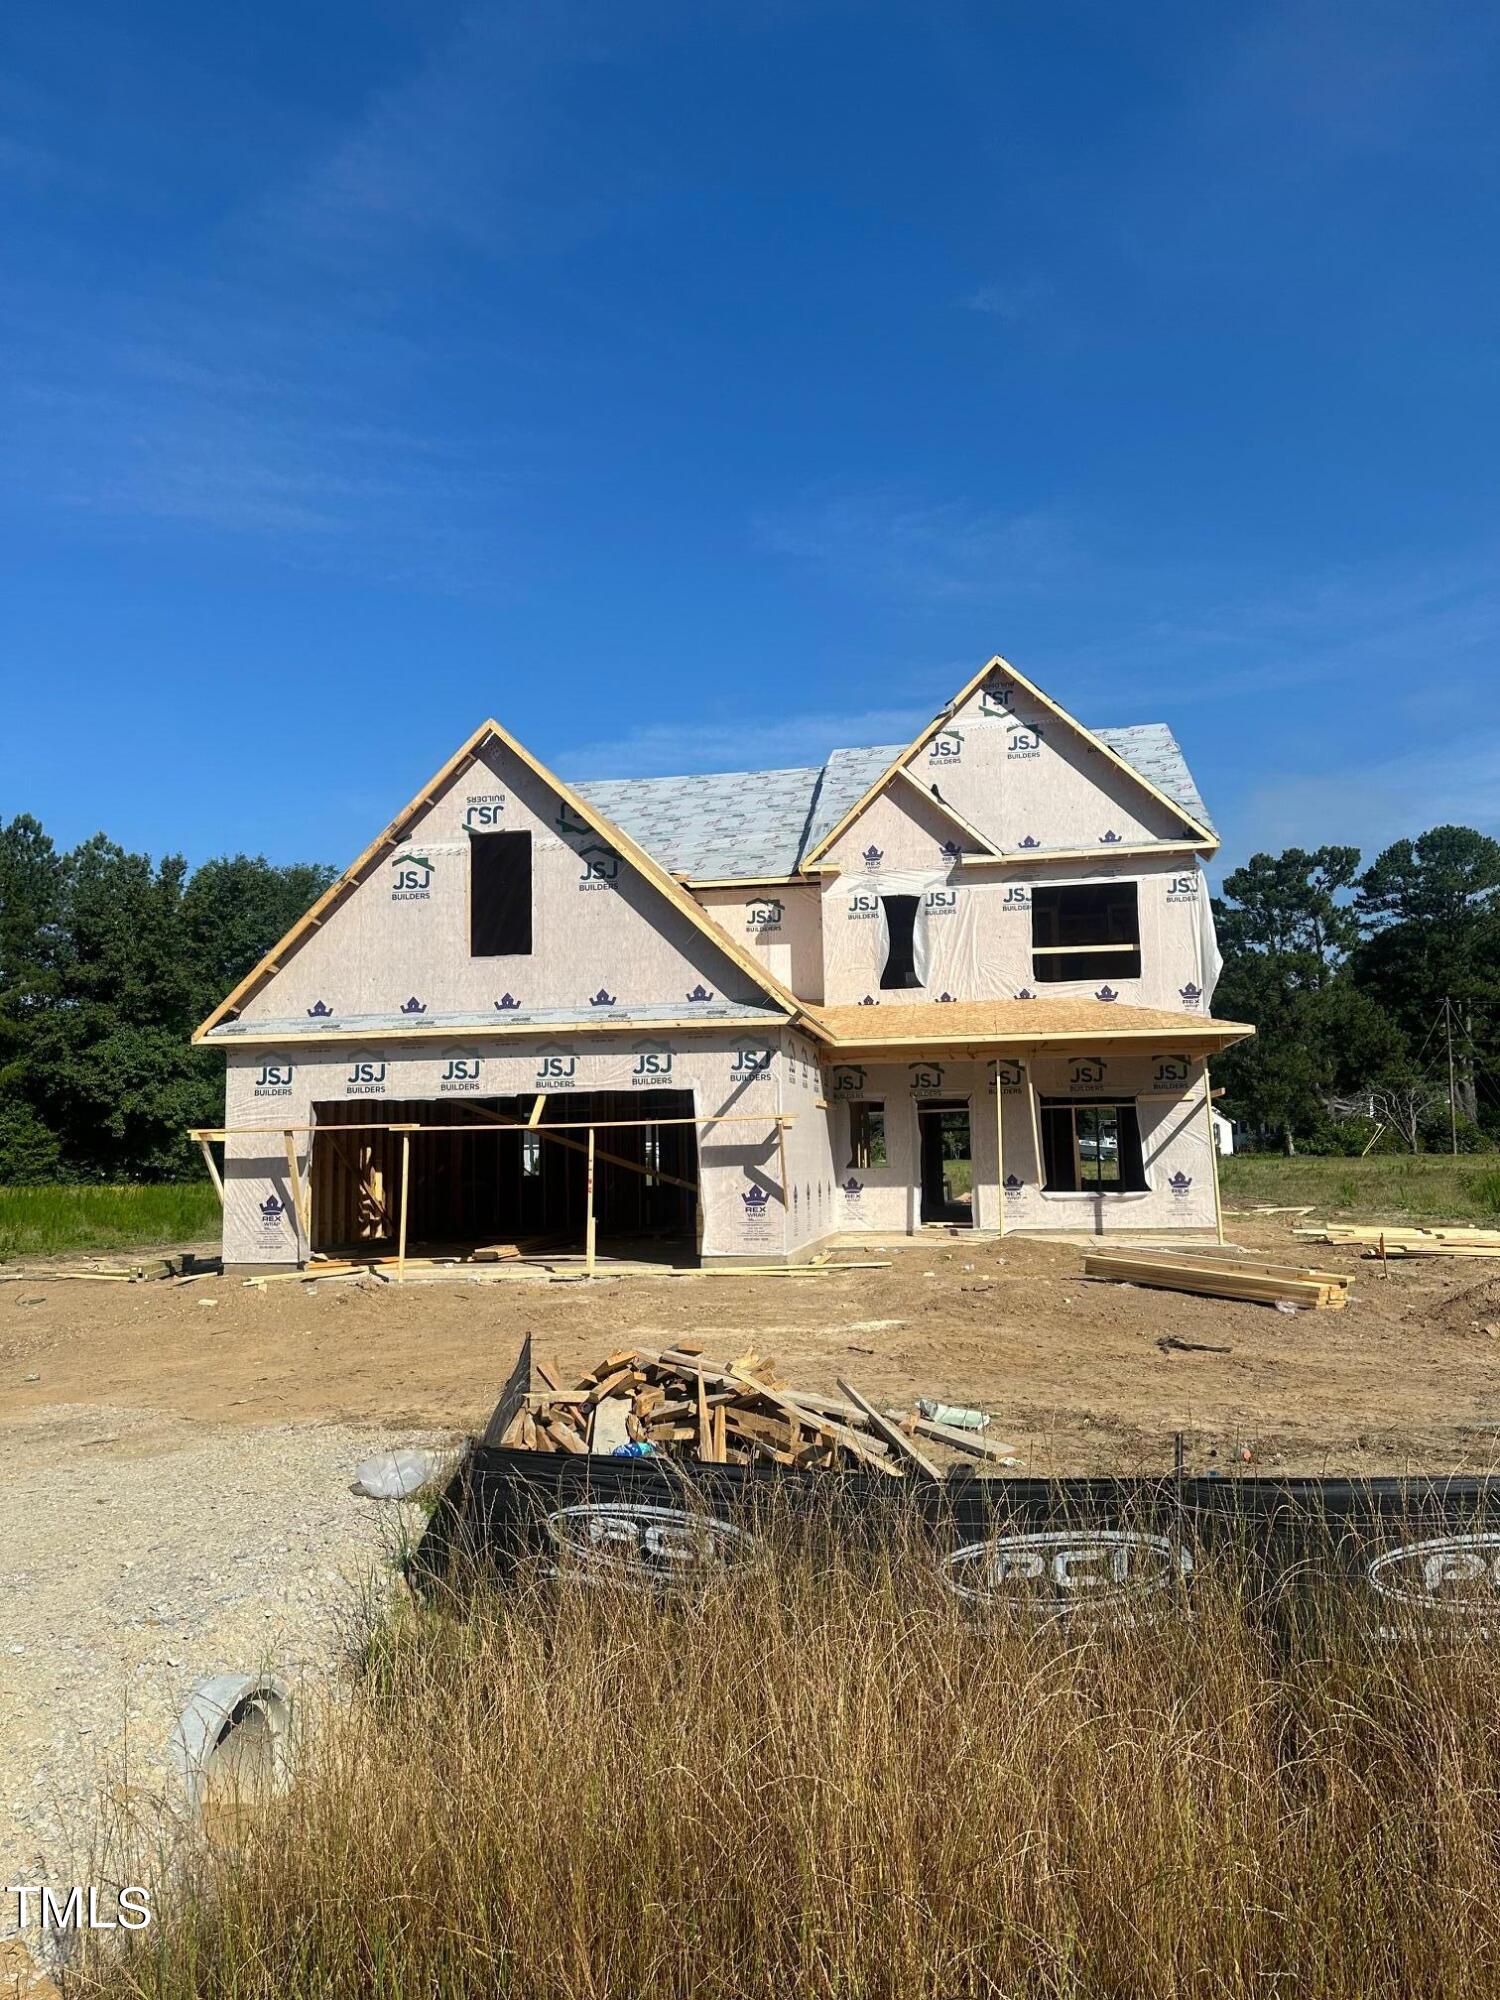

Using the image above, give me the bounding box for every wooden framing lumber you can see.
[726,1364,900,1474]
[903,1415,1018,1463]
[1203,1069,1225,1246]
[192,1113,787,1138]
[397,1130,411,1283]
[197,1135,225,1207]
[459,1102,700,1195]
[1084,1249,1348,1309]
[994,1059,1006,1239]
[837,1380,942,1479]
[1379,1242,1500,1260]
[1121,1250,1348,1286]
[584,1126,596,1278]
[282,1130,312,1246]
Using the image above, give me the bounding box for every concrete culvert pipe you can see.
[170,1673,292,1814]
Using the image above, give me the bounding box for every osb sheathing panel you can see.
[818,853,1221,1012]
[695,885,826,1004]
[823,1052,1217,1235]
[234,741,763,1027]
[221,1034,812,1267]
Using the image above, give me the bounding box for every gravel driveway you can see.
[0,1402,440,1980]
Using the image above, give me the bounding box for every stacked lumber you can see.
[492,1344,1010,1476]
[1297,1223,1500,1260]
[0,1251,219,1284]
[1084,1248,1351,1310]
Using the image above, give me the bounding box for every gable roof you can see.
[193,719,825,1045]
[570,663,1215,882]
[1093,725,1214,835]
[799,654,1217,866]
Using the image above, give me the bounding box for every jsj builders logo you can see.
[252,1062,294,1099]
[924,887,957,919]
[1006,717,1044,759]
[1068,1055,1108,1090]
[846,889,881,922]
[578,844,619,891]
[909,1060,945,1098]
[988,1059,1025,1096]
[346,1059,387,1095]
[1152,1052,1191,1088]
[390,850,435,901]
[631,1040,673,1086]
[1166,873,1199,903]
[463,792,505,828]
[745,897,784,933]
[536,1045,579,1088]
[928,727,964,764]
[1002,885,1031,913]
[729,1039,773,1082]
[439,1055,483,1094]
[978,681,1015,718]
[828,1064,866,1097]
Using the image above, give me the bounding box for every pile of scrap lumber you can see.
[1084,1247,1352,1310]
[1297,1223,1500,1260]
[0,1251,220,1285]
[488,1342,1016,1476]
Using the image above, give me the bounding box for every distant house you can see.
[195,654,1252,1270]
[1211,1109,1236,1156]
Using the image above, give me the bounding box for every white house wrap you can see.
[194,654,1251,1269]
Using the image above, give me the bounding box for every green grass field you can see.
[0,1182,221,1263]
[1220,1152,1500,1224]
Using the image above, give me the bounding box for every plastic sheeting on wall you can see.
[821,856,1223,1014]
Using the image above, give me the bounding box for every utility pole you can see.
[1444,995,1459,1157]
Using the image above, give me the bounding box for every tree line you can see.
[0,815,333,1182]
[0,813,1496,1182]
[1212,826,1500,1153]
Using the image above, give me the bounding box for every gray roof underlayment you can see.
[573,720,1213,881]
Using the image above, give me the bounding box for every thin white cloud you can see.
[1229,733,1500,864]
[963,277,1052,323]
[755,488,1078,604]
[556,706,932,780]
[256,4,630,267]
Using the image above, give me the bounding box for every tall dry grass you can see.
[84,1512,1500,2000]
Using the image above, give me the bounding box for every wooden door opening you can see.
[918,1099,973,1226]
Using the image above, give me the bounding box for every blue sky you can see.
[2,0,1497,881]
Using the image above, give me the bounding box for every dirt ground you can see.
[6,1216,1500,1982]
[7,1219,1500,1478]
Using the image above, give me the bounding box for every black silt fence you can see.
[414,1443,1500,1635]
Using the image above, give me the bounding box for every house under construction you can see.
[194,654,1252,1272]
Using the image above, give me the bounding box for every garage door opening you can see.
[308,1093,699,1266]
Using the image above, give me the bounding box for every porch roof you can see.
[809,996,1254,1054]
